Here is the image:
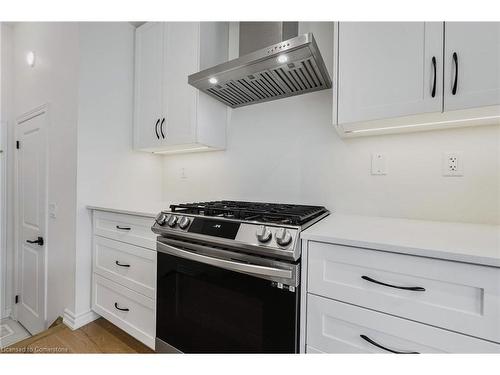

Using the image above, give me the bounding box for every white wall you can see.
[162,22,500,225]
[0,23,12,319]
[12,22,80,325]
[0,23,14,320]
[8,22,164,325]
[74,23,163,317]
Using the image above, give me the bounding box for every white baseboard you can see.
[63,308,100,330]
[1,308,12,320]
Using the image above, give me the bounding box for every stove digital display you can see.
[187,218,241,239]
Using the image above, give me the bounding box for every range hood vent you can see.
[188,22,332,108]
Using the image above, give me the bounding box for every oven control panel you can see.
[154,213,299,252]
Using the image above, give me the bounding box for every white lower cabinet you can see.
[90,209,157,349]
[304,240,500,353]
[93,274,156,348]
[307,295,500,354]
[93,236,156,299]
[308,242,500,343]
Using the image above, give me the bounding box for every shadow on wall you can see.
[161,88,500,225]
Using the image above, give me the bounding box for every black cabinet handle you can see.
[116,225,131,231]
[114,303,129,312]
[154,118,160,139]
[452,52,458,95]
[160,117,165,139]
[26,236,44,246]
[431,56,437,98]
[360,335,419,354]
[115,261,130,268]
[361,275,425,291]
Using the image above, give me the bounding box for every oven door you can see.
[155,238,300,353]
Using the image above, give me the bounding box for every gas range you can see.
[151,200,329,261]
[153,201,329,353]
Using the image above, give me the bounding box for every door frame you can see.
[0,121,6,319]
[13,104,49,330]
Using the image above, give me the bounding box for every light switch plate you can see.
[49,203,57,219]
[371,153,387,175]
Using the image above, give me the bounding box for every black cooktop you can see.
[169,200,328,226]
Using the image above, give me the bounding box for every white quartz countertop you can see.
[301,214,500,268]
[87,202,170,218]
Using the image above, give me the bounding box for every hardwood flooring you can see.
[1,318,153,354]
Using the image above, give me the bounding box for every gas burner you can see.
[169,200,328,226]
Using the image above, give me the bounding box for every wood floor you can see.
[1,318,153,354]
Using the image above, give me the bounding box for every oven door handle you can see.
[157,242,293,280]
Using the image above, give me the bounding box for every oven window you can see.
[156,252,299,353]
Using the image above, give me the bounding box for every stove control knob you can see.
[167,215,178,228]
[275,228,292,247]
[155,213,168,226]
[178,216,191,230]
[256,225,272,243]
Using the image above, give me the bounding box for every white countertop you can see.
[87,202,170,218]
[301,214,500,268]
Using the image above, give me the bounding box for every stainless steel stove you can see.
[152,200,329,262]
[152,201,329,353]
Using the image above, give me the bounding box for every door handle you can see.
[160,117,165,139]
[431,56,437,98]
[116,225,131,231]
[154,118,160,139]
[26,237,44,246]
[452,52,458,95]
[157,241,293,280]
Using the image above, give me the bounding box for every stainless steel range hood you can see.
[188,22,332,108]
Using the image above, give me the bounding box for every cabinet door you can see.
[337,22,443,124]
[162,22,199,145]
[134,22,165,150]
[444,22,500,111]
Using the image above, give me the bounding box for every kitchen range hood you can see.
[188,22,332,108]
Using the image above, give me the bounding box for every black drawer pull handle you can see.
[360,335,419,354]
[431,56,437,98]
[452,52,458,95]
[160,117,165,139]
[361,275,425,291]
[155,118,160,139]
[116,225,131,230]
[115,261,130,268]
[114,303,129,312]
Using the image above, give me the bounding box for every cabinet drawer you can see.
[92,274,155,349]
[93,211,156,250]
[308,242,500,343]
[307,294,500,353]
[93,236,156,298]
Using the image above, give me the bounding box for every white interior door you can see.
[15,108,48,335]
[0,122,5,319]
[337,22,443,124]
[444,22,500,111]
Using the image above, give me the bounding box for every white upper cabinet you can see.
[444,22,500,111]
[134,22,164,150]
[337,22,443,124]
[134,22,228,153]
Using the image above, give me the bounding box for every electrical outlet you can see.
[371,153,387,175]
[442,153,463,176]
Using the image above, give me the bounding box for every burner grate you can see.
[170,201,328,226]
